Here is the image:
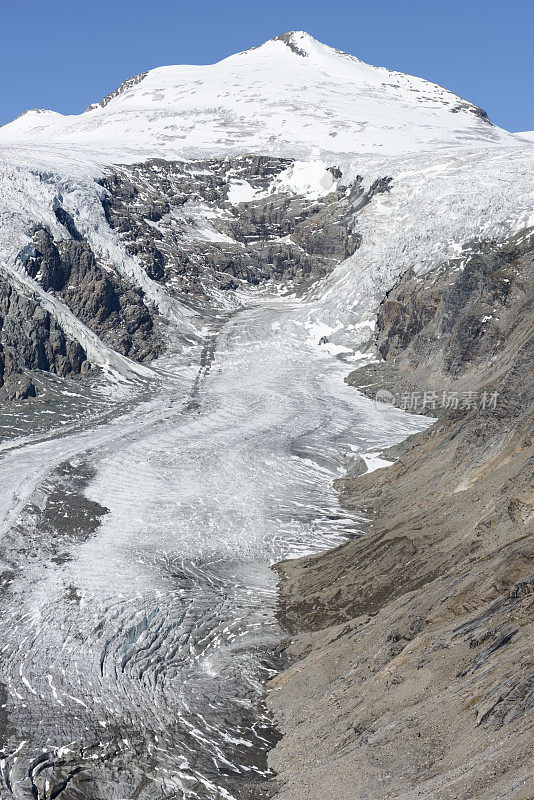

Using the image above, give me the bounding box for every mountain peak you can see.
[270,31,315,57]
[0,33,511,161]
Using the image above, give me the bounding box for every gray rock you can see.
[25,227,162,363]
[99,156,387,299]
[0,272,89,396]
[0,372,37,401]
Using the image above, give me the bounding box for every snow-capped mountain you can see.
[0,31,532,402]
[0,31,517,160]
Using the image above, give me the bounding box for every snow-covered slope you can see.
[515,130,534,142]
[0,32,517,161]
[302,145,534,347]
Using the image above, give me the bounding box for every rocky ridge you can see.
[99,157,383,300]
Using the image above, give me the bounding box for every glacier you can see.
[0,30,533,800]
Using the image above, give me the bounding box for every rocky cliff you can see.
[26,226,162,363]
[99,157,376,299]
[267,229,534,800]
[0,272,89,401]
[0,222,163,401]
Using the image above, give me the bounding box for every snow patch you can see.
[272,161,338,199]
[361,452,394,473]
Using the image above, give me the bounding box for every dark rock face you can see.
[286,231,534,626]
[53,204,83,241]
[273,33,309,57]
[348,232,534,418]
[99,157,385,299]
[375,238,519,377]
[25,227,162,363]
[0,273,89,401]
[450,102,491,122]
[267,230,534,800]
[0,373,37,401]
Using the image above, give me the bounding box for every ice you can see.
[271,160,338,199]
[360,452,395,473]
[302,144,534,348]
[227,179,261,204]
[0,294,430,798]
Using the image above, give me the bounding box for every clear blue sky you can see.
[1,0,532,131]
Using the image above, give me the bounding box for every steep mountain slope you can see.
[268,229,534,800]
[0,31,531,404]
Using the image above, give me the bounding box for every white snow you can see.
[299,144,534,349]
[227,179,261,204]
[0,32,519,163]
[271,160,338,199]
[360,452,394,474]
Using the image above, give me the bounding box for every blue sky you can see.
[1,0,532,131]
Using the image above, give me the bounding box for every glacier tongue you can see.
[0,299,430,799]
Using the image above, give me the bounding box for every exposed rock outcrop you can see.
[25,226,163,363]
[267,230,534,800]
[1,219,165,401]
[99,157,386,299]
[85,71,148,112]
[0,273,89,401]
[347,229,534,414]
